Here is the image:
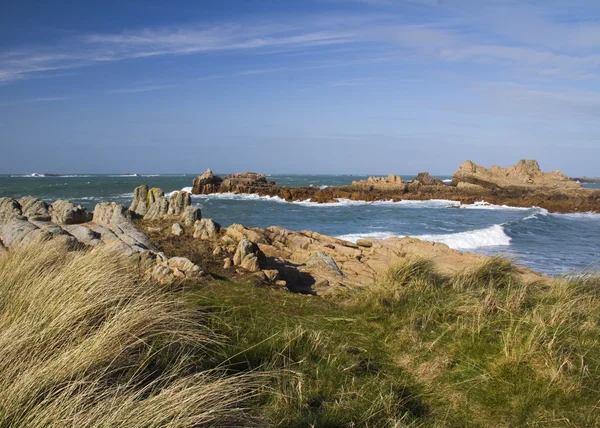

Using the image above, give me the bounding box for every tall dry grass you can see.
[0,239,260,427]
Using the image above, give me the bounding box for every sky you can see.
[1,0,599,175]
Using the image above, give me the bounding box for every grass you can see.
[2,238,600,427]
[0,239,260,427]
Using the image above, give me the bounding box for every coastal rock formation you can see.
[410,172,444,187]
[352,174,406,191]
[452,160,580,190]
[192,169,224,194]
[129,185,201,224]
[49,200,92,224]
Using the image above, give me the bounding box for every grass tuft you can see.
[0,239,260,427]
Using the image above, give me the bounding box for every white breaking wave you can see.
[555,211,600,220]
[336,231,400,242]
[523,208,549,221]
[459,201,531,211]
[442,179,452,183]
[337,224,512,251]
[319,185,329,189]
[415,224,512,250]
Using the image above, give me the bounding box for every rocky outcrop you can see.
[192,169,224,194]
[352,174,406,191]
[129,186,201,225]
[409,172,444,189]
[193,218,221,240]
[186,162,600,213]
[452,160,581,191]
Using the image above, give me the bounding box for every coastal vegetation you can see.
[3,239,599,426]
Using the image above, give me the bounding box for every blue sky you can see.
[1,0,599,175]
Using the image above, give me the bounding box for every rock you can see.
[173,268,186,278]
[152,264,174,283]
[233,237,256,266]
[213,245,222,255]
[411,172,443,187]
[168,191,191,216]
[192,169,224,194]
[275,280,287,287]
[129,185,149,216]
[306,251,344,278]
[223,257,232,269]
[171,222,184,236]
[18,197,50,221]
[0,198,23,225]
[167,256,197,272]
[144,189,169,221]
[351,174,406,191]
[356,239,373,248]
[0,219,39,247]
[63,224,101,246]
[456,182,485,192]
[452,159,581,190]
[193,218,220,239]
[93,202,158,252]
[263,269,279,282]
[240,253,260,272]
[220,172,273,193]
[50,200,92,224]
[180,206,201,226]
[252,271,268,281]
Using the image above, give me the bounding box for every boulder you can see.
[144,188,169,220]
[171,222,184,236]
[0,198,23,225]
[193,218,221,240]
[0,219,40,247]
[306,251,344,278]
[192,169,224,194]
[50,200,92,225]
[18,197,50,221]
[167,191,191,216]
[233,237,261,272]
[411,172,443,187]
[180,206,201,226]
[93,202,158,252]
[129,185,149,216]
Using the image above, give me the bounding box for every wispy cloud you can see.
[113,84,175,93]
[1,1,600,85]
[0,96,73,107]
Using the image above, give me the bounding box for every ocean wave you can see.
[442,179,453,183]
[459,201,531,211]
[415,224,512,250]
[522,208,549,221]
[554,211,600,220]
[336,231,400,242]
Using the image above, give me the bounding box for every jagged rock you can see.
[0,198,23,225]
[223,257,232,269]
[352,174,406,191]
[213,246,222,255]
[221,172,272,193]
[180,206,201,226]
[192,169,224,194]
[129,184,149,216]
[233,237,256,266]
[49,200,92,225]
[193,218,220,239]
[93,202,158,252]
[63,224,101,246]
[167,191,191,216]
[167,256,197,272]
[240,253,260,272]
[411,172,443,187]
[144,188,169,220]
[263,269,279,282]
[306,251,344,278]
[456,182,485,192]
[18,197,50,221]
[453,159,580,190]
[171,222,184,236]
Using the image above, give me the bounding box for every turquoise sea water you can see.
[1,173,599,276]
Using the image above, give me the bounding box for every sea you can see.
[1,173,599,277]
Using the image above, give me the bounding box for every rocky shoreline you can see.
[0,181,548,295]
[191,160,600,214]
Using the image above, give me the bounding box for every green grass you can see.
[195,257,600,427]
[3,239,600,427]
